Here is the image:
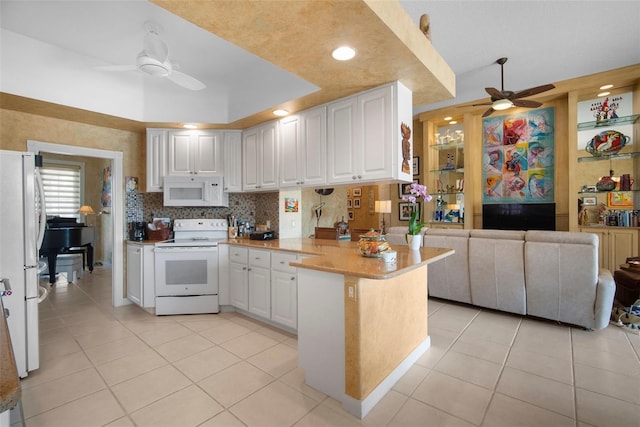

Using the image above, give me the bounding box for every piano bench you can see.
[53,254,83,283]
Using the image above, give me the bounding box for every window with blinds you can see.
[40,160,84,218]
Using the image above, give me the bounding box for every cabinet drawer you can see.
[249,249,271,269]
[229,246,248,264]
[271,251,298,274]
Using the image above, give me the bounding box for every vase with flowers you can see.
[402,182,432,250]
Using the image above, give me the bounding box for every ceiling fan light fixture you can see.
[492,98,514,111]
[332,46,356,61]
[137,54,171,77]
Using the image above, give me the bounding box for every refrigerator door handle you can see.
[0,277,11,296]
[35,168,46,251]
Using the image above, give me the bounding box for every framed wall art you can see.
[399,202,420,221]
[482,107,555,204]
[352,188,362,197]
[354,198,361,208]
[412,157,420,176]
[582,196,597,206]
[398,179,419,198]
[608,191,633,208]
[347,198,353,208]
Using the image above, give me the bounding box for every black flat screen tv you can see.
[482,203,556,231]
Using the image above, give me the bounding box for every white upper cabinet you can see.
[146,129,167,192]
[167,130,223,176]
[327,81,413,184]
[222,131,242,192]
[242,121,278,191]
[279,106,327,188]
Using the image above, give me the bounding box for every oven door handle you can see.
[154,246,218,253]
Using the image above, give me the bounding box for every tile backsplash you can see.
[125,191,279,237]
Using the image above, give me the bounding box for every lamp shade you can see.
[492,98,514,111]
[77,205,95,215]
[375,200,392,214]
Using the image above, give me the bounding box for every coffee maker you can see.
[130,221,147,241]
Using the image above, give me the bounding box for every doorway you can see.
[27,140,127,307]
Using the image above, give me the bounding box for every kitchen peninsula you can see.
[225,238,454,418]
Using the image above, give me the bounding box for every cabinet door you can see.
[146,129,167,192]
[271,270,297,329]
[301,106,327,186]
[260,122,278,189]
[248,266,270,318]
[223,132,242,192]
[167,131,194,175]
[358,85,393,181]
[193,131,222,175]
[126,244,143,306]
[242,128,260,190]
[609,229,638,270]
[327,96,358,184]
[279,115,302,187]
[229,261,249,310]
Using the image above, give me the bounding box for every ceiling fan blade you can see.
[485,87,505,100]
[482,108,495,117]
[97,64,138,72]
[471,101,493,107]
[512,99,543,108]
[167,70,206,91]
[511,84,555,99]
[144,32,169,63]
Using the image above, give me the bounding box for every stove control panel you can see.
[173,218,228,231]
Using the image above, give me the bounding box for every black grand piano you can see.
[40,217,94,284]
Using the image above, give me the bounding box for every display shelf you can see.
[434,191,464,196]
[577,151,640,163]
[429,141,464,150]
[429,167,464,173]
[577,114,640,130]
[579,189,640,195]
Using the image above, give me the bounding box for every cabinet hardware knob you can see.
[290,277,295,281]
[352,176,357,180]
[357,175,362,179]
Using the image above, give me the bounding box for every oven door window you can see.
[155,248,218,296]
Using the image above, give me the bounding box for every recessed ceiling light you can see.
[183,124,197,129]
[599,84,614,90]
[597,91,610,97]
[331,46,356,61]
[273,109,289,117]
[443,116,452,121]
[449,120,458,125]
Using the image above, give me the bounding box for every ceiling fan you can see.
[100,22,206,91]
[472,57,555,117]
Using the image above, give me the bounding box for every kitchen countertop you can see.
[0,296,20,413]
[225,238,453,280]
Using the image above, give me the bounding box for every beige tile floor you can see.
[12,266,640,427]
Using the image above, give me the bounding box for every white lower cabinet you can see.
[229,247,249,310]
[126,242,155,308]
[227,246,298,331]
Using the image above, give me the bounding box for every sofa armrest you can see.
[594,269,616,330]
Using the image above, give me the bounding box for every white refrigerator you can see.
[0,150,46,378]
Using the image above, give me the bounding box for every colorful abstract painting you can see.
[482,107,555,203]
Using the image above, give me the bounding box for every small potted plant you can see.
[402,182,432,250]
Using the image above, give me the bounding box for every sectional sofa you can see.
[385,227,616,330]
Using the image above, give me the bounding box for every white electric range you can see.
[154,219,227,315]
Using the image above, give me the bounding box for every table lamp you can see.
[77,205,95,224]
[375,200,392,234]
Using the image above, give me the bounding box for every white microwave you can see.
[163,176,229,207]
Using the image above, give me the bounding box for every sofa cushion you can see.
[423,229,472,303]
[468,233,527,314]
[470,229,526,241]
[524,231,599,328]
